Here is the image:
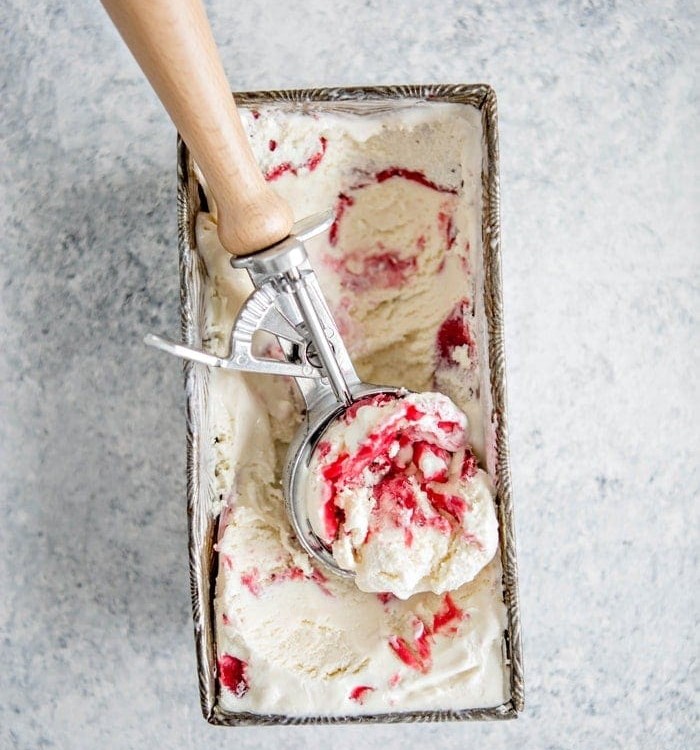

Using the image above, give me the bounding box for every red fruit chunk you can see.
[265,161,296,181]
[388,636,424,671]
[329,193,355,245]
[436,299,476,366]
[307,136,327,171]
[374,167,458,195]
[425,486,468,522]
[388,620,433,673]
[341,393,395,423]
[323,498,342,539]
[264,137,327,181]
[437,420,459,433]
[316,441,332,460]
[460,449,479,480]
[413,620,432,663]
[341,425,399,479]
[218,655,249,697]
[322,452,348,481]
[349,685,375,704]
[376,475,417,513]
[404,404,424,422]
[432,593,464,634]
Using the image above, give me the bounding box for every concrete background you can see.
[1,1,697,748]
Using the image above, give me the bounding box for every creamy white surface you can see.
[201,102,509,715]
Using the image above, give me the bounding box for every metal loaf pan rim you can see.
[177,83,523,725]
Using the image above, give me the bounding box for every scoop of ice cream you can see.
[306,391,498,600]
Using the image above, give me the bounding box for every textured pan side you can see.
[179,83,523,725]
[178,140,219,720]
[479,87,524,714]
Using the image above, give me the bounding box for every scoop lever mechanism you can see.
[145,210,360,409]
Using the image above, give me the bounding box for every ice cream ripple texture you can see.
[306,391,498,600]
[199,102,509,715]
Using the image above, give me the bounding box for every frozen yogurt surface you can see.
[198,100,509,716]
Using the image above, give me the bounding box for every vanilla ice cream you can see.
[198,100,509,716]
[305,391,498,600]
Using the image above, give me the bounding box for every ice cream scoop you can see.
[147,209,402,577]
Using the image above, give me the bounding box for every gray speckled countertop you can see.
[1,1,697,748]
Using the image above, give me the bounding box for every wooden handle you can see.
[101,0,294,255]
